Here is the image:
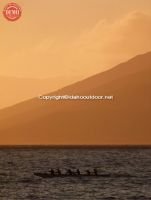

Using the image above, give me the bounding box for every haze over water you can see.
[0,146,151,199]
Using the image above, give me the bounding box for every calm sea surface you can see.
[0,146,151,200]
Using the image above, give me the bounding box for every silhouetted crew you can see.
[67,169,73,175]
[50,168,55,176]
[86,170,91,176]
[57,168,61,175]
[94,168,98,176]
[76,169,81,175]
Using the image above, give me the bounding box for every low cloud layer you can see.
[1,11,151,79]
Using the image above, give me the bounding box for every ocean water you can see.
[0,146,151,200]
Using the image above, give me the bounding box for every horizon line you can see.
[0,144,151,149]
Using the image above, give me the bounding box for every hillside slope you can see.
[0,52,151,145]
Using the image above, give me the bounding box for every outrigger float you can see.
[34,168,135,179]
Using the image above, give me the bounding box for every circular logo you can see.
[3,2,22,21]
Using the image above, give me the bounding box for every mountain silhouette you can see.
[0,75,80,109]
[0,52,151,145]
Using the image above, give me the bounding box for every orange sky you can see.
[0,1,151,145]
[0,0,151,80]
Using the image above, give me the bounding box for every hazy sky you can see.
[0,0,151,79]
